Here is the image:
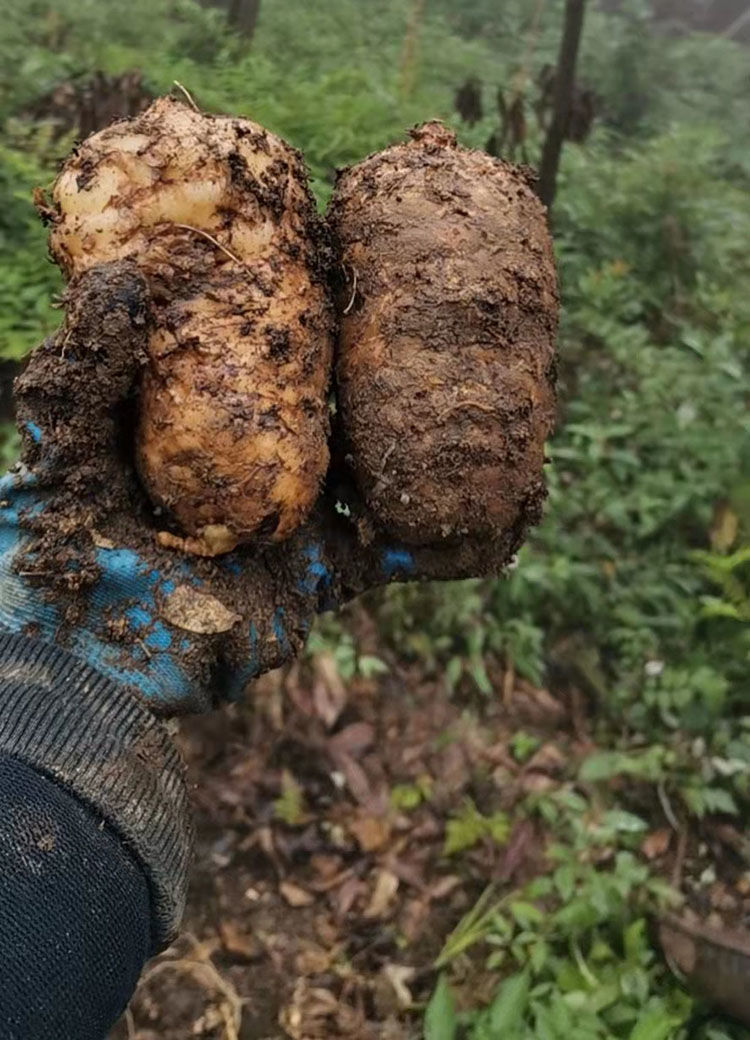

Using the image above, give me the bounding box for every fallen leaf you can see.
[401,897,429,942]
[382,964,415,1010]
[280,881,315,908]
[709,881,738,912]
[329,750,373,805]
[525,742,567,775]
[161,584,240,634]
[310,853,343,881]
[428,875,462,901]
[365,869,399,919]
[499,820,536,882]
[390,858,425,890]
[294,942,332,976]
[511,683,565,725]
[328,722,375,757]
[518,772,556,794]
[312,653,348,728]
[314,914,339,947]
[218,919,259,961]
[350,815,391,852]
[641,828,672,860]
[333,876,363,916]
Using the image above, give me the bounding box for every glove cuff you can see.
[0,631,193,950]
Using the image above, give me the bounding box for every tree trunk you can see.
[537,0,588,210]
[722,5,750,38]
[227,0,261,39]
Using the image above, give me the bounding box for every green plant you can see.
[273,770,306,826]
[2,4,749,1036]
[0,424,19,470]
[429,787,688,1039]
[305,618,388,682]
[443,800,509,857]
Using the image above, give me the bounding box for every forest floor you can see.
[107,608,750,1040]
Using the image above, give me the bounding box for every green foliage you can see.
[390,776,432,812]
[305,618,387,681]
[273,770,306,827]
[2,3,749,1036]
[443,800,509,857]
[509,730,542,764]
[694,545,750,623]
[0,134,61,359]
[0,424,19,470]
[432,786,690,1039]
[425,974,457,1040]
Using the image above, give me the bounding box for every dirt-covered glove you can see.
[1,262,515,716]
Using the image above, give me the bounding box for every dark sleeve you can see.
[0,633,194,1040]
[0,752,150,1039]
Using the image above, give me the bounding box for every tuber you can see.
[47,97,333,556]
[328,121,559,546]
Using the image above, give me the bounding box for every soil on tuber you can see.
[45,96,333,556]
[328,121,559,548]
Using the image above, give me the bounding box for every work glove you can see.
[0,260,514,716]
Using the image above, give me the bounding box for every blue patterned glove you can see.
[1,262,515,714]
[0,459,350,712]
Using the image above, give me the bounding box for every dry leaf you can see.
[280,881,315,908]
[314,914,340,948]
[310,854,343,881]
[428,875,462,901]
[294,942,332,976]
[333,876,363,916]
[330,750,373,805]
[218,919,259,961]
[161,584,240,634]
[709,882,738,912]
[499,820,536,882]
[312,653,348,728]
[328,722,375,757]
[364,870,399,919]
[641,828,672,860]
[349,815,391,853]
[526,742,567,774]
[390,858,425,890]
[401,897,430,942]
[511,683,565,725]
[382,964,415,1010]
[519,771,556,794]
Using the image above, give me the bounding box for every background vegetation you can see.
[1,1,748,1036]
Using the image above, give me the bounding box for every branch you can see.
[537,0,588,209]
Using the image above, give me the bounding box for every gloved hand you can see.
[0,261,517,715]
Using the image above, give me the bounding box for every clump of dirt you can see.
[11,262,334,700]
[13,261,153,602]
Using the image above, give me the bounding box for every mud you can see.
[329,121,559,548]
[11,263,338,704]
[46,98,334,555]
